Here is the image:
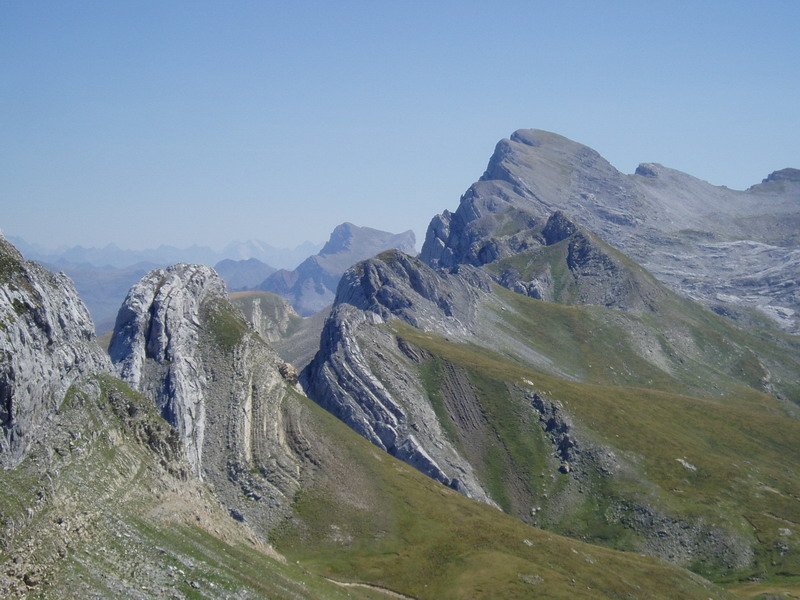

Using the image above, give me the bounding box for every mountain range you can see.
[1,129,798,599]
[8,237,323,271]
[11,225,415,335]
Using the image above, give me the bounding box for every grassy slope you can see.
[190,290,730,598]
[0,369,727,598]
[487,236,800,407]
[271,391,729,600]
[392,310,800,589]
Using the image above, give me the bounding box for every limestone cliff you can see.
[0,236,111,467]
[110,264,306,529]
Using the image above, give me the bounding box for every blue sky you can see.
[2,1,798,250]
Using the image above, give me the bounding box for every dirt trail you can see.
[324,577,418,599]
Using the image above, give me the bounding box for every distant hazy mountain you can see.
[259,222,416,315]
[214,257,276,290]
[219,239,322,269]
[7,236,322,271]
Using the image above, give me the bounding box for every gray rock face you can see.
[109,263,305,529]
[333,250,492,333]
[230,291,326,373]
[420,129,800,332]
[0,236,111,467]
[541,211,578,245]
[109,264,223,475]
[304,250,494,503]
[39,260,159,335]
[259,223,416,316]
[230,291,301,343]
[756,167,800,185]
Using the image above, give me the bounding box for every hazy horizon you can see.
[3,231,326,256]
[3,2,798,250]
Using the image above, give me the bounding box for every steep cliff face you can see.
[109,264,223,475]
[304,250,495,503]
[109,264,305,528]
[421,129,800,332]
[0,236,111,467]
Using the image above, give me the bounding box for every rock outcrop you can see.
[304,250,494,503]
[109,264,223,475]
[490,211,666,312]
[109,264,306,528]
[0,236,111,467]
[259,223,416,316]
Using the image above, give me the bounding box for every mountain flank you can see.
[421,128,800,333]
[0,237,111,467]
[299,130,800,589]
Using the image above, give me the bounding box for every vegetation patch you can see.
[201,298,249,352]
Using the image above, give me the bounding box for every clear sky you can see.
[2,1,798,250]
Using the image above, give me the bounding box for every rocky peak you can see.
[541,211,578,245]
[109,263,226,475]
[320,223,417,257]
[763,168,800,184]
[0,236,111,466]
[420,128,800,332]
[335,249,491,333]
[260,223,417,316]
[302,251,494,503]
[319,222,358,255]
[634,163,660,178]
[109,263,304,523]
[421,128,635,270]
